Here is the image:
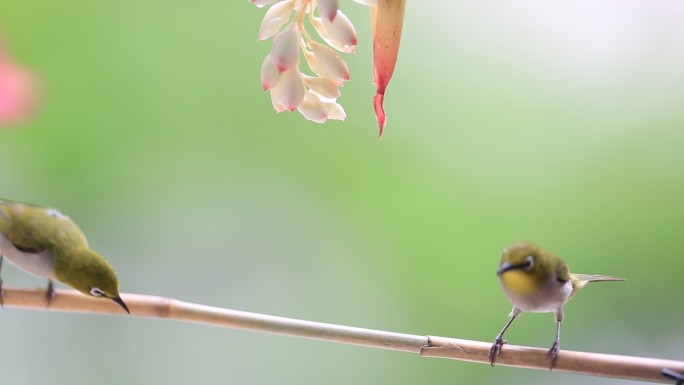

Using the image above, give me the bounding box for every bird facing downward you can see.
[489,241,624,368]
[0,199,129,313]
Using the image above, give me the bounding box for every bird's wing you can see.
[6,222,45,253]
[554,258,571,283]
[0,203,10,233]
[3,204,62,254]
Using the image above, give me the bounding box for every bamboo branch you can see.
[3,287,682,383]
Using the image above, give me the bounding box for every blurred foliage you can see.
[1,0,683,384]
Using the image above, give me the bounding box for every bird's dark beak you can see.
[111,296,130,314]
[497,262,516,276]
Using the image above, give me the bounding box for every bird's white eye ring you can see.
[90,287,105,297]
[523,255,535,271]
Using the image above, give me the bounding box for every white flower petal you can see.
[316,0,339,21]
[258,0,295,40]
[302,75,340,99]
[252,0,281,8]
[270,23,301,72]
[271,68,305,111]
[327,102,346,121]
[270,88,286,112]
[310,17,338,53]
[297,92,331,123]
[320,11,357,53]
[306,40,350,81]
[297,92,346,123]
[260,54,280,91]
[352,0,376,5]
[303,48,326,80]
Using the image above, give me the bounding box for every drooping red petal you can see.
[371,0,405,137]
[373,93,385,137]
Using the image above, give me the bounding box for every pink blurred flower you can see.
[0,41,39,127]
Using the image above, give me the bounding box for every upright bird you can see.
[489,241,623,368]
[0,199,129,313]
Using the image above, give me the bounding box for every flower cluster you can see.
[252,0,376,123]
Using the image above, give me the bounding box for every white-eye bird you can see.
[0,199,129,313]
[489,241,624,368]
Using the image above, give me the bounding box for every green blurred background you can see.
[1,0,683,384]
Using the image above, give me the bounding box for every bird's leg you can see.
[661,368,684,385]
[45,279,55,307]
[548,318,562,370]
[0,254,4,307]
[489,313,519,366]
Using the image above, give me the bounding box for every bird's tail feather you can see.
[570,274,625,292]
[573,274,625,283]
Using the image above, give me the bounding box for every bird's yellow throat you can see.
[500,270,539,295]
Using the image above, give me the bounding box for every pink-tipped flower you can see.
[271,67,305,112]
[270,23,302,72]
[317,0,339,21]
[371,0,405,137]
[304,40,349,81]
[0,41,39,127]
[252,0,361,124]
[258,0,295,40]
[311,10,358,53]
[260,54,280,91]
